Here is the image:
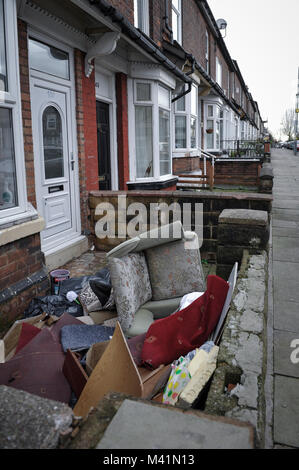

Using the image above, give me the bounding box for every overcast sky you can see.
[208,0,299,139]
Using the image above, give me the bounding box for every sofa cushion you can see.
[108,253,152,332]
[145,239,206,301]
[79,283,102,313]
[125,309,154,338]
[142,297,182,319]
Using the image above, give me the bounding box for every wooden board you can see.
[73,322,143,418]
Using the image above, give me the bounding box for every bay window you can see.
[132,80,172,180]
[0,0,27,220]
[174,83,198,153]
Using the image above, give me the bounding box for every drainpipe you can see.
[163,0,173,44]
[172,54,195,103]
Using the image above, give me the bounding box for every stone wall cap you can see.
[260,166,274,178]
[219,209,268,226]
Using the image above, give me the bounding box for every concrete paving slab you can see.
[274,330,299,378]
[273,227,299,238]
[273,260,299,281]
[96,399,255,449]
[274,301,299,333]
[273,237,299,263]
[272,220,297,229]
[274,375,299,448]
[272,210,299,222]
[273,275,299,303]
[272,200,299,210]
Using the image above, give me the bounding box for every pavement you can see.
[270,148,299,448]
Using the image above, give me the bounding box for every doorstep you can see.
[44,235,89,272]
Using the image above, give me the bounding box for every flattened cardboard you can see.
[0,328,72,403]
[73,323,143,418]
[141,365,172,400]
[3,314,46,360]
[0,340,4,364]
[85,341,109,376]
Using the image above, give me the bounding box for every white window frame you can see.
[204,102,222,152]
[216,56,222,88]
[134,0,149,36]
[129,79,173,182]
[205,30,209,73]
[173,83,198,155]
[0,0,28,222]
[231,72,235,99]
[172,0,182,45]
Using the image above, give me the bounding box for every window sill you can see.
[127,176,178,191]
[0,203,45,247]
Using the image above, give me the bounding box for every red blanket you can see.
[141,275,229,369]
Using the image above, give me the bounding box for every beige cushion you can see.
[145,237,206,301]
[142,297,182,319]
[108,253,152,332]
[125,308,154,338]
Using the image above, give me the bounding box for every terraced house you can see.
[0,0,265,327]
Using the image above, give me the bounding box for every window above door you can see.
[28,38,70,80]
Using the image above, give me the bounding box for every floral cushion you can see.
[108,253,153,332]
[79,283,102,313]
[145,239,206,301]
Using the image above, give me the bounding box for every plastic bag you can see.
[23,295,83,318]
[58,268,112,307]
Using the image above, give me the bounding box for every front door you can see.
[96,101,111,190]
[31,78,78,251]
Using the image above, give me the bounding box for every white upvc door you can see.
[31,77,79,252]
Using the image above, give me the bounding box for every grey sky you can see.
[208,0,299,139]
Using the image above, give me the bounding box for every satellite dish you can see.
[216,18,227,30]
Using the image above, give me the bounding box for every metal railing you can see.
[219,139,264,158]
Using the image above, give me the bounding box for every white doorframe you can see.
[28,28,82,253]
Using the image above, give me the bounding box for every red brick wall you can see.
[74,50,97,234]
[116,73,129,190]
[108,0,134,24]
[173,157,261,187]
[150,0,163,46]
[82,65,98,192]
[0,234,44,292]
[18,19,36,209]
[173,157,201,175]
[214,160,261,187]
[182,0,208,71]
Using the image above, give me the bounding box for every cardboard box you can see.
[73,323,171,418]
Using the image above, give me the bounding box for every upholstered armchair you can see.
[106,221,206,338]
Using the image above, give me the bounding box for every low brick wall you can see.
[173,156,262,188]
[89,190,272,261]
[0,233,49,335]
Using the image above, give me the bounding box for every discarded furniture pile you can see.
[0,222,239,446]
